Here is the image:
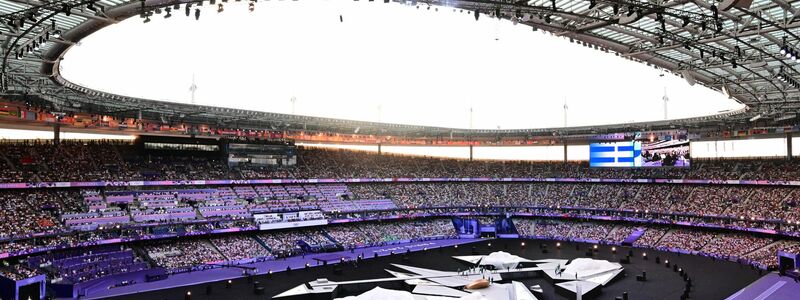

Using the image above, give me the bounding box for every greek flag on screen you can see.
[589,141,643,167]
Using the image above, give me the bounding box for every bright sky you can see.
[60,0,742,129]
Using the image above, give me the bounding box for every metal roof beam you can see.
[4,0,118,24]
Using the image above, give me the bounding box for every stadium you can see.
[1,0,800,299]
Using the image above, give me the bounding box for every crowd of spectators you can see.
[513,218,796,268]
[604,225,637,243]
[633,227,668,247]
[3,143,800,182]
[3,144,800,278]
[0,189,83,239]
[326,219,456,248]
[2,216,798,285]
[0,263,40,280]
[700,233,772,259]
[210,235,271,261]
[743,240,800,269]
[654,229,715,251]
[143,239,226,269]
[4,181,800,257]
[258,230,318,258]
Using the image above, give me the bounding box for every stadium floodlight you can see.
[749,114,762,122]
[195,8,201,20]
[721,84,731,99]
[618,11,639,25]
[775,114,796,122]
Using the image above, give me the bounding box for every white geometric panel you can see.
[413,285,472,297]
[555,281,602,296]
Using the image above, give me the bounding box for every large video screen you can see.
[589,131,690,168]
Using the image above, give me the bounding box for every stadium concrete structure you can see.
[1,1,800,300]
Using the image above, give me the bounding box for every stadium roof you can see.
[0,0,797,137]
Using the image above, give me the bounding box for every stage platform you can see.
[73,238,479,300]
[726,272,800,300]
[99,239,765,300]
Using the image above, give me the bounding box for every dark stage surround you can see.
[104,239,762,300]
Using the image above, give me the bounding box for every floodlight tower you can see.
[563,99,568,127]
[290,96,297,115]
[662,87,669,120]
[469,106,474,129]
[188,74,197,104]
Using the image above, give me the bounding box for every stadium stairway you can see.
[743,241,782,258]
[620,227,647,246]
[505,218,520,235]
[131,245,158,268]
[320,231,339,246]
[201,240,224,259]
[252,236,274,253]
[0,152,16,171]
[208,239,230,261]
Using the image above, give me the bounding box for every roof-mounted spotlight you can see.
[195,8,201,20]
[718,0,754,11]
[618,10,639,24]
[721,83,731,99]
[218,4,224,13]
[164,7,172,18]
